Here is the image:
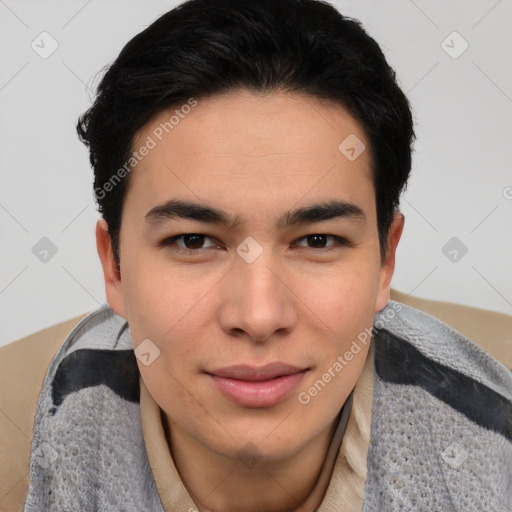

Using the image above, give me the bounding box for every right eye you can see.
[159,233,222,254]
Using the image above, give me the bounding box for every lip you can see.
[207,363,308,408]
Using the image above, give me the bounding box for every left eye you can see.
[159,233,348,252]
[292,234,348,250]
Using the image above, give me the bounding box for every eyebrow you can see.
[145,199,366,229]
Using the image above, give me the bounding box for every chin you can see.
[207,417,307,460]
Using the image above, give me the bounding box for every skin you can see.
[96,89,404,512]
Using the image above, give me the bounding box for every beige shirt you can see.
[140,342,374,512]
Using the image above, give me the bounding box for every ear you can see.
[374,212,404,313]
[96,218,127,319]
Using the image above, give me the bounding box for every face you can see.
[97,89,402,464]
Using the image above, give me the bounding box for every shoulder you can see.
[374,300,512,439]
[389,289,512,370]
[0,313,88,511]
[367,301,512,507]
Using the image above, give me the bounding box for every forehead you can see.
[126,90,374,222]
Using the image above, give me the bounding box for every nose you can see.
[218,248,297,344]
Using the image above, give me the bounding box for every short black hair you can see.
[77,0,415,266]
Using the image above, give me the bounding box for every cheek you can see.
[292,262,377,414]
[295,271,375,418]
[121,259,215,385]
[299,259,379,336]
[121,248,199,334]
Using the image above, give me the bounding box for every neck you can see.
[164,406,346,512]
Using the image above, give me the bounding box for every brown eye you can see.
[180,234,206,249]
[306,234,328,248]
[160,233,219,252]
[293,234,348,250]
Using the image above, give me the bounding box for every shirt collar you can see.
[140,342,374,512]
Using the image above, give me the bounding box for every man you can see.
[2,0,511,510]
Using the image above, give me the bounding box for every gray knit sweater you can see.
[23,301,512,511]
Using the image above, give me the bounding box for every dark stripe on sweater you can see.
[51,349,140,410]
[374,328,512,441]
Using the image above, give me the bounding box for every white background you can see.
[1,0,511,348]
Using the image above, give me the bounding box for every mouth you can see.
[207,363,309,408]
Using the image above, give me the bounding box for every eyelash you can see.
[158,233,350,255]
